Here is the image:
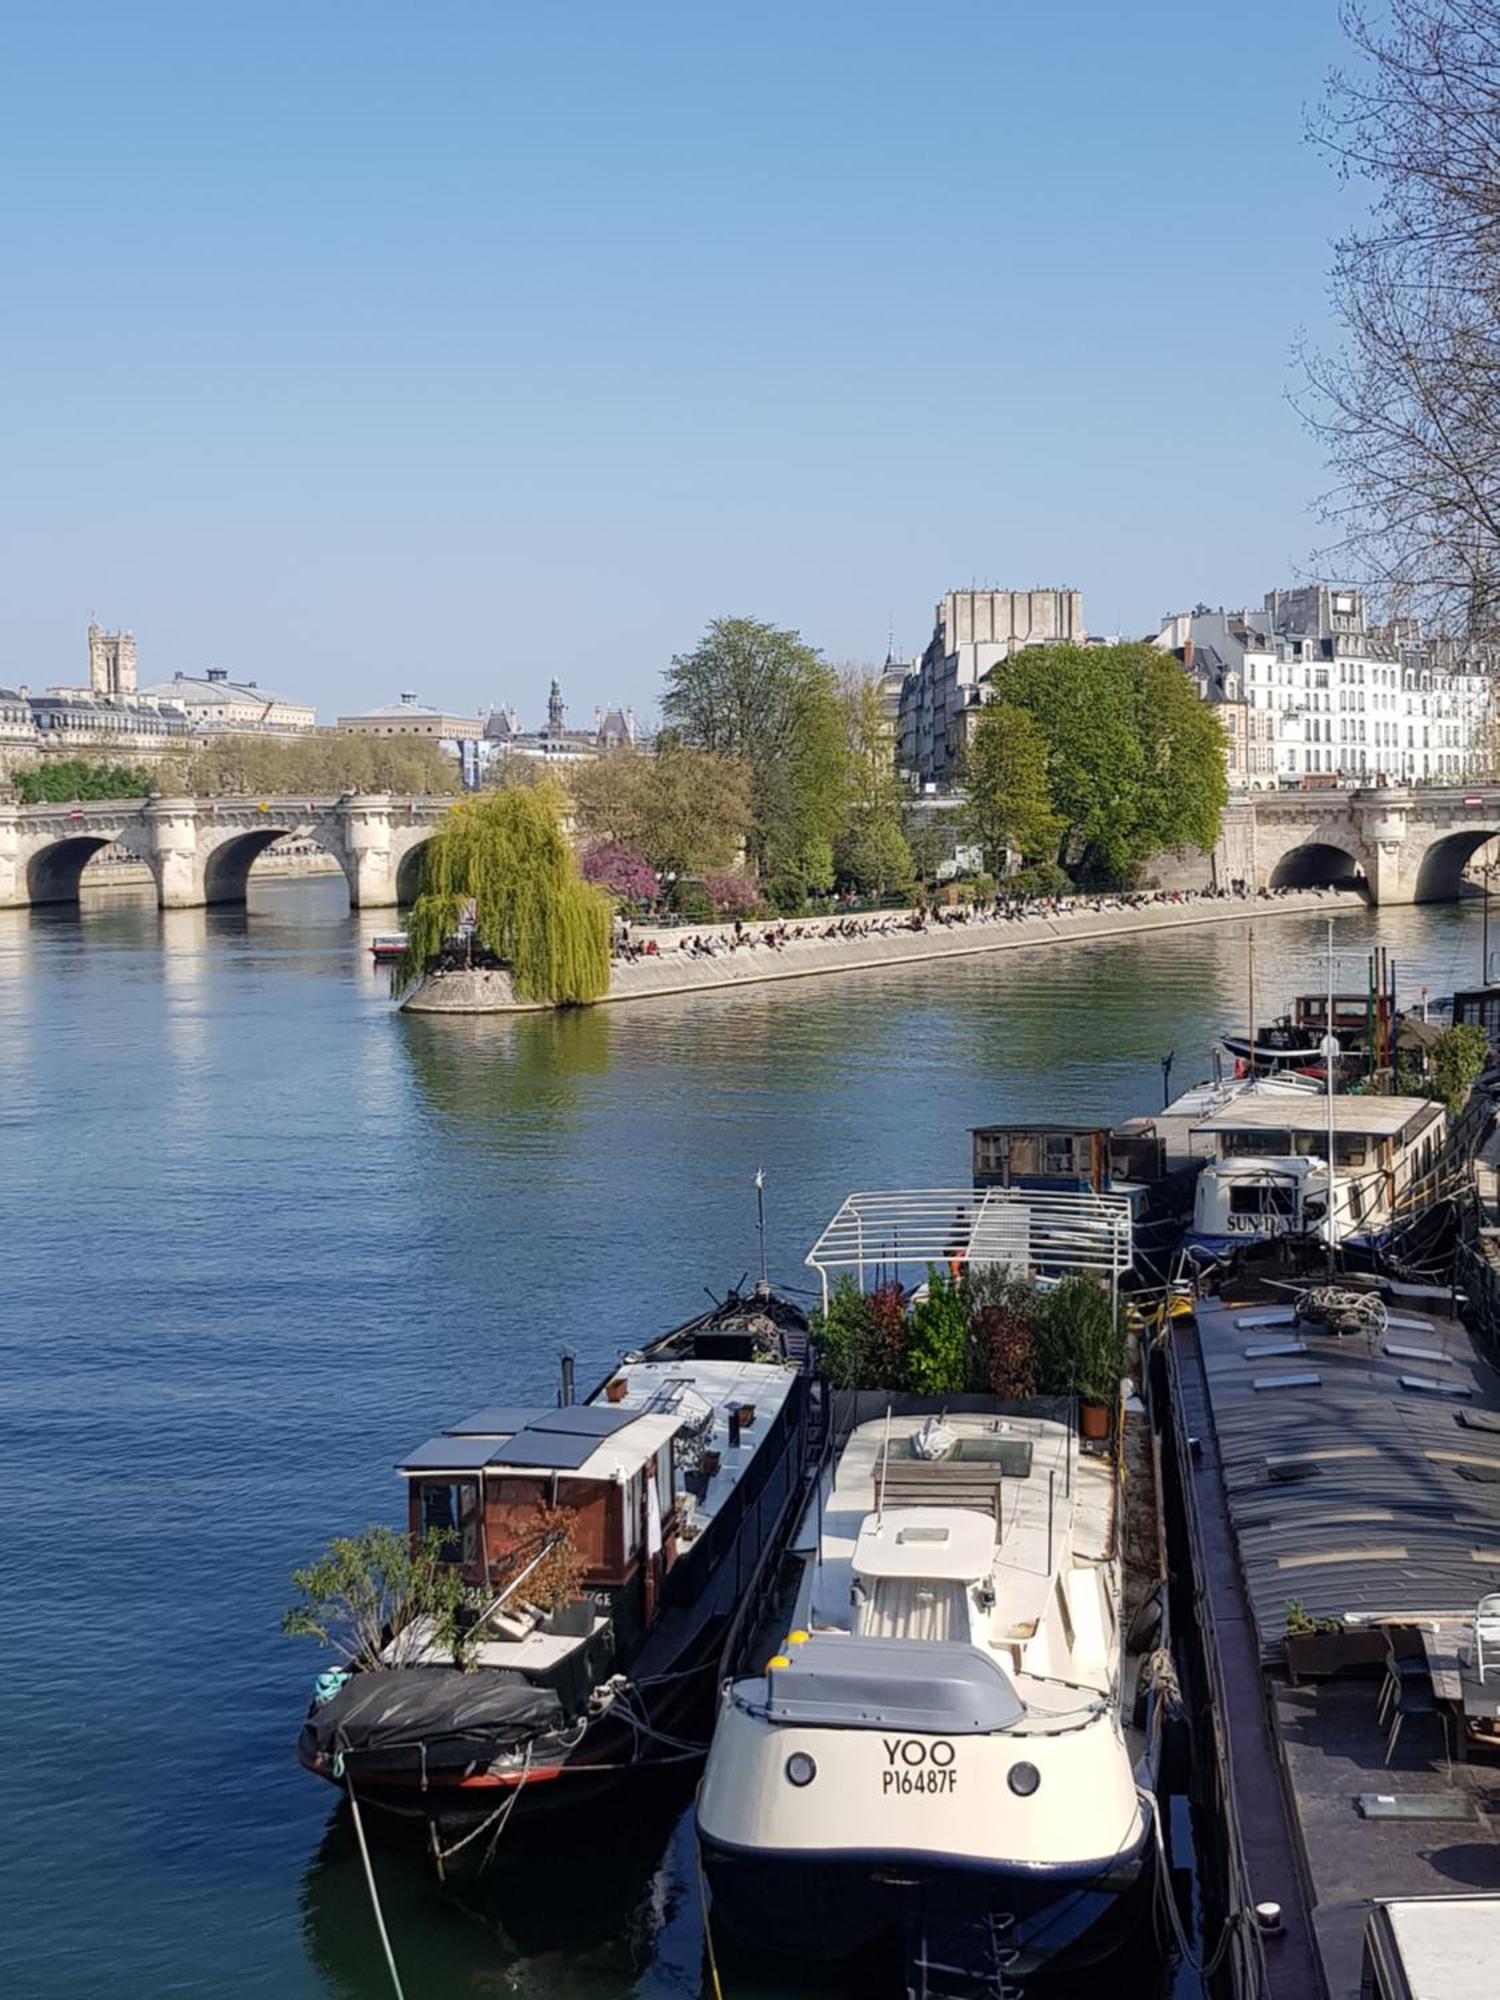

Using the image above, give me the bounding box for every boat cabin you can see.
[1293,993,1373,1042]
[1186,1092,1447,1251]
[1361,1898,1500,2000]
[971,1123,1167,1195]
[395,1351,803,1681]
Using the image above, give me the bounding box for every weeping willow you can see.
[397,785,613,1004]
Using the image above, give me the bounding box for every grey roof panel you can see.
[486,1427,602,1471]
[529,1405,639,1438]
[443,1405,541,1437]
[397,1435,501,1472]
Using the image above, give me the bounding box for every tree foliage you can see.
[1304,1,1500,626]
[568,745,752,877]
[399,784,612,1003]
[986,643,1227,882]
[581,839,659,904]
[835,675,914,895]
[162,733,455,797]
[281,1525,480,1668]
[1431,1022,1489,1111]
[13,759,152,803]
[959,702,1061,875]
[662,616,850,882]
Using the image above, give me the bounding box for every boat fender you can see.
[1125,1587,1164,1657]
[313,1667,352,1706]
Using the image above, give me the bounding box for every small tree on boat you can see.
[281,1526,481,1669]
[398,785,613,1004]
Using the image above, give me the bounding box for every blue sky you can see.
[0,1,1363,720]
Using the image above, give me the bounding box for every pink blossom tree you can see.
[701,871,762,917]
[581,841,659,906]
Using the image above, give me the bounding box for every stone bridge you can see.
[1204,786,1500,904]
[0,793,457,909]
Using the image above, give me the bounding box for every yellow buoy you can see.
[766,1655,791,1672]
[787,1630,809,1645]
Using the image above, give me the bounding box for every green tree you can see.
[399,784,612,1004]
[663,616,849,880]
[986,642,1227,883]
[281,1525,480,1669]
[959,702,1061,876]
[13,759,152,804]
[835,675,913,896]
[568,745,752,876]
[1431,1023,1489,1113]
[163,733,455,797]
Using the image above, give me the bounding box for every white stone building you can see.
[1155,587,1495,789]
[140,667,316,734]
[898,587,1086,785]
[483,681,641,771]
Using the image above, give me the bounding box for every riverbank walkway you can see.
[402,883,1364,1014]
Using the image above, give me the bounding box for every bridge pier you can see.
[341,793,401,908]
[146,797,204,908]
[0,808,21,908]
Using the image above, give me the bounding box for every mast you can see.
[1325,917,1338,1272]
[1247,927,1256,1077]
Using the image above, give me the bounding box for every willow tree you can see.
[398,785,612,1004]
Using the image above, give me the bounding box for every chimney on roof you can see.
[1182,638,1194,668]
[207,667,228,682]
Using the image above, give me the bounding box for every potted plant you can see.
[1034,1276,1125,1437]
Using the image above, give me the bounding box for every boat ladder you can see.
[905,1906,1021,2000]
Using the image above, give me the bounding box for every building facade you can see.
[483,681,641,769]
[1156,588,1496,789]
[336,691,483,740]
[139,667,315,733]
[898,587,1085,785]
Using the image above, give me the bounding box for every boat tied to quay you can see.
[295,1284,816,1854]
[696,1187,1179,1988]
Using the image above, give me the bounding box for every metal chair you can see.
[1385,1678,1450,1770]
[1475,1594,1500,1686]
[1377,1625,1431,1727]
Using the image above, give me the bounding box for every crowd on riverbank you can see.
[612,880,1340,962]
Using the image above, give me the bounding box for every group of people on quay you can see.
[611,879,1333,961]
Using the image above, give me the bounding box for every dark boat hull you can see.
[699,1829,1156,1978]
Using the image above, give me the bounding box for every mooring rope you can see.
[345,1769,407,2000]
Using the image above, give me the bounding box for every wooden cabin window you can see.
[420,1480,477,1564]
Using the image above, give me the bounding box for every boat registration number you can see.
[881,1738,957,1795]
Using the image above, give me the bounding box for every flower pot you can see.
[605,1377,628,1404]
[1079,1399,1111,1441]
[701,1448,722,1480]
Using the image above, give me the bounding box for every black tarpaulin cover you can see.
[303,1667,563,1767]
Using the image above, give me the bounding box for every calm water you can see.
[0,881,1487,1999]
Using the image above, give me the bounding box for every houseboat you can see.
[297,1286,813,1845]
[1183,1091,1448,1259]
[696,1399,1171,1979]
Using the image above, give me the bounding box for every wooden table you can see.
[1421,1624,1500,1759]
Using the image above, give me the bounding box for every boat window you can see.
[854,1578,967,1643]
[1221,1129,1293,1157]
[1042,1135,1077,1175]
[1229,1185,1297,1217]
[622,1473,641,1559]
[1335,1137,1369,1166]
[420,1481,477,1564]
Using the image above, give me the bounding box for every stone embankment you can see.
[400,887,1366,1015]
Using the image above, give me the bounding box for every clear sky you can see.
[0,1,1363,722]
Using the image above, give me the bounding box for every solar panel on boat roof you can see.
[398,1436,500,1472]
[530,1406,640,1438]
[443,1405,539,1437]
[487,1427,604,1471]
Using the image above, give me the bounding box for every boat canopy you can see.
[398,1405,686,1483]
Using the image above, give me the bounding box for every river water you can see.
[0,881,1486,1999]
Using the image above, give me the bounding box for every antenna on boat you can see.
[1325,916,1338,1276]
[877,1402,893,1524]
[754,1168,768,1288]
[1247,926,1257,1079]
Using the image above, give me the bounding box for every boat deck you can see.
[1180,1292,1500,2000]
[1272,1676,1500,2000]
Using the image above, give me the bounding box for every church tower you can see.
[547,679,565,734]
[88,621,137,697]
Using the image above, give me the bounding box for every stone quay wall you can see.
[399,887,1365,1015]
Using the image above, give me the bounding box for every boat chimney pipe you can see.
[560,1352,575,1408]
[727,1407,742,1451]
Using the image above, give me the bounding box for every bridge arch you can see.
[26,834,120,906]
[394,836,432,906]
[1410,827,1500,903]
[1267,840,1367,892]
[197,821,358,907]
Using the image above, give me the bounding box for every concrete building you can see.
[138,667,316,734]
[898,587,1085,785]
[1155,588,1496,789]
[337,691,483,741]
[483,680,641,770]
[29,689,194,762]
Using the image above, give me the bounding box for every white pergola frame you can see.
[804,1186,1135,1313]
